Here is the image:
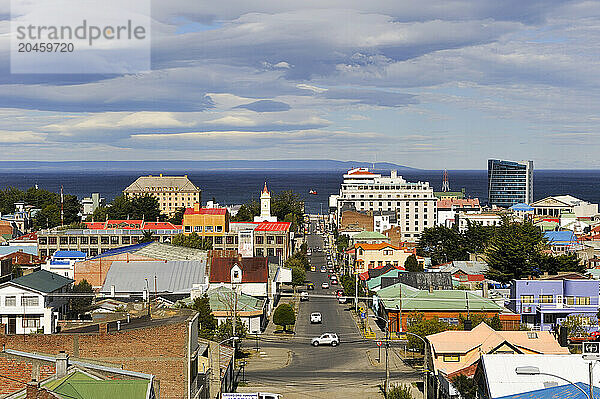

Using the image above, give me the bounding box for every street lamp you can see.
[371,315,391,396]
[515,366,591,399]
[219,336,239,397]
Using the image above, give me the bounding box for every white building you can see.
[81,193,105,220]
[455,212,503,232]
[531,195,599,219]
[254,182,277,223]
[331,168,437,241]
[42,250,86,279]
[436,198,482,227]
[0,270,72,334]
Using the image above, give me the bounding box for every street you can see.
[241,227,421,398]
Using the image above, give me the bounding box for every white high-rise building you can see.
[331,168,437,242]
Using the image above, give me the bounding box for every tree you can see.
[140,231,155,243]
[216,317,248,351]
[285,251,309,271]
[169,207,186,225]
[561,315,587,337]
[191,294,217,339]
[538,253,585,275]
[130,194,161,221]
[341,274,365,298]
[417,226,467,266]
[485,219,546,282]
[458,315,502,331]
[386,384,414,399]
[462,222,496,254]
[231,190,304,232]
[69,279,93,319]
[171,233,213,250]
[273,303,296,332]
[406,313,452,351]
[291,266,306,287]
[336,234,349,252]
[404,255,423,272]
[231,200,260,222]
[450,375,477,399]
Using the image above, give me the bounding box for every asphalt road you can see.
[243,231,421,398]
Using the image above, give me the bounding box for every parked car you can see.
[300,292,309,301]
[320,266,327,273]
[321,282,330,289]
[338,296,347,304]
[307,282,315,290]
[331,279,338,285]
[311,266,316,272]
[311,333,339,347]
[310,312,322,324]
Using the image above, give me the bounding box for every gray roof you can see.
[101,260,206,293]
[438,261,489,275]
[8,270,73,293]
[134,242,208,261]
[124,175,200,193]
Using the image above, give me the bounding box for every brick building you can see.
[340,210,374,232]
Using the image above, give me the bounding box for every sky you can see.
[1,1,599,169]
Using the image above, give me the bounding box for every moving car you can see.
[307,282,315,290]
[321,282,330,289]
[310,312,322,324]
[300,292,309,301]
[331,279,338,285]
[320,266,327,273]
[311,333,339,347]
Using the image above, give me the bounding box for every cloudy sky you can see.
[1,1,599,169]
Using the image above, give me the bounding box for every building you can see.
[509,202,535,220]
[123,174,201,216]
[436,198,481,227]
[374,282,509,333]
[354,242,417,274]
[477,354,596,399]
[487,159,533,207]
[0,270,72,334]
[41,250,86,279]
[203,285,267,334]
[455,212,503,232]
[531,195,599,218]
[433,261,489,288]
[331,168,437,241]
[0,250,42,279]
[508,278,600,331]
[0,309,204,399]
[427,323,568,399]
[351,230,391,246]
[254,182,277,223]
[339,210,374,232]
[80,192,105,220]
[374,211,398,233]
[183,205,229,237]
[36,222,182,258]
[544,230,583,254]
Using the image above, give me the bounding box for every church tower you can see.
[254,182,277,222]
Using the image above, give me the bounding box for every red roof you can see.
[0,251,41,265]
[347,170,375,175]
[254,222,291,232]
[143,222,181,229]
[184,207,227,215]
[84,222,106,229]
[210,257,269,283]
[437,198,480,209]
[12,232,37,241]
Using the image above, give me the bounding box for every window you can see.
[80,236,88,244]
[256,236,264,244]
[69,237,78,244]
[520,295,534,304]
[267,235,275,244]
[577,297,591,305]
[540,295,553,304]
[5,296,16,306]
[256,248,264,257]
[60,237,68,245]
[216,226,223,232]
[226,236,234,244]
[110,236,119,244]
[439,318,459,326]
[21,296,39,307]
[90,236,98,244]
[185,225,192,233]
[39,237,47,245]
[22,317,40,329]
[193,226,201,232]
[443,354,460,362]
[205,226,213,232]
[101,236,109,245]
[49,237,57,245]
[527,332,538,339]
[121,236,130,245]
[267,248,275,256]
[276,236,283,244]
[214,237,223,245]
[565,296,575,305]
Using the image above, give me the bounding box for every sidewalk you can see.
[350,300,386,340]
[263,287,299,336]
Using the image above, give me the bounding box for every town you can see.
[0,159,599,399]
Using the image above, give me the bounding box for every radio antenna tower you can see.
[442,169,450,192]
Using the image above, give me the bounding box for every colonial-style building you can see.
[123,174,201,215]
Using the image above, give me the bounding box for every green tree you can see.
[273,303,296,332]
[271,190,304,231]
[538,253,585,275]
[140,231,155,243]
[417,226,467,266]
[191,294,217,339]
[171,233,213,250]
[485,219,546,282]
[291,266,306,286]
[561,315,587,337]
[450,375,477,399]
[285,251,309,271]
[130,194,161,221]
[216,317,247,343]
[462,221,496,254]
[169,207,186,225]
[404,254,423,272]
[340,274,366,300]
[336,234,350,252]
[231,200,260,222]
[406,313,451,351]
[69,279,93,319]
[458,315,502,331]
[386,384,414,399]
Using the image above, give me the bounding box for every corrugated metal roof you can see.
[9,270,73,293]
[53,250,86,258]
[101,260,206,293]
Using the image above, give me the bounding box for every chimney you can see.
[194,203,201,212]
[26,380,40,399]
[55,351,69,378]
[428,285,433,294]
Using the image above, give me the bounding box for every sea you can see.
[0,170,599,214]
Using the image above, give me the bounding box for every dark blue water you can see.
[0,170,598,213]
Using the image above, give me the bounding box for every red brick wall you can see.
[0,358,55,394]
[0,322,189,399]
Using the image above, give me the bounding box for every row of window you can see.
[184,225,224,233]
[40,235,145,245]
[256,236,284,245]
[255,248,284,257]
[3,296,40,307]
[520,295,591,305]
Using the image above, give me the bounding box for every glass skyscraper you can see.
[487,159,533,207]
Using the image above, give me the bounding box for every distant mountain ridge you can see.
[0,160,417,172]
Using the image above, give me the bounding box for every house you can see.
[0,270,72,334]
[544,230,583,254]
[205,286,267,334]
[455,213,502,232]
[380,272,453,291]
[434,261,489,288]
[477,354,598,399]
[42,250,86,279]
[124,174,201,216]
[508,278,600,332]
[531,195,599,219]
[0,309,205,399]
[0,349,156,399]
[0,250,42,280]
[351,230,391,246]
[509,203,535,220]
[374,282,512,333]
[354,242,418,274]
[426,322,569,399]
[436,198,481,228]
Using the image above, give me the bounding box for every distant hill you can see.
[0,160,417,172]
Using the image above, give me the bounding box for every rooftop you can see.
[184,207,227,215]
[210,257,268,283]
[7,270,73,294]
[124,175,199,192]
[352,231,389,240]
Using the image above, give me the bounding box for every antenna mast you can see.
[442,169,450,192]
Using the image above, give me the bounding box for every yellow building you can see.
[354,242,420,274]
[183,204,229,237]
[124,174,201,215]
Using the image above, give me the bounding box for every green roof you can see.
[9,270,73,293]
[206,286,265,312]
[377,283,503,312]
[44,371,150,399]
[367,269,402,291]
[353,231,388,240]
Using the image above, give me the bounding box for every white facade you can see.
[531,195,599,218]
[0,284,68,334]
[333,168,437,241]
[42,252,86,279]
[456,213,503,232]
[254,182,277,223]
[374,213,396,233]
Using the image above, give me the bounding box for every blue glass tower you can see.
[487,159,533,207]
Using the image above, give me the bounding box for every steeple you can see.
[255,181,277,222]
[262,181,269,194]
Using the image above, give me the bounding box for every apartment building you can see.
[330,168,437,242]
[123,174,201,215]
[487,159,533,207]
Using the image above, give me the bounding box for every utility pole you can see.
[589,362,594,399]
[355,271,359,313]
[385,321,389,395]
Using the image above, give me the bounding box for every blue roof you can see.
[510,202,534,211]
[497,382,599,399]
[544,231,577,244]
[90,242,153,259]
[0,246,37,256]
[53,250,86,258]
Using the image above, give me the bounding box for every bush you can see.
[386,384,413,399]
[273,303,296,332]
